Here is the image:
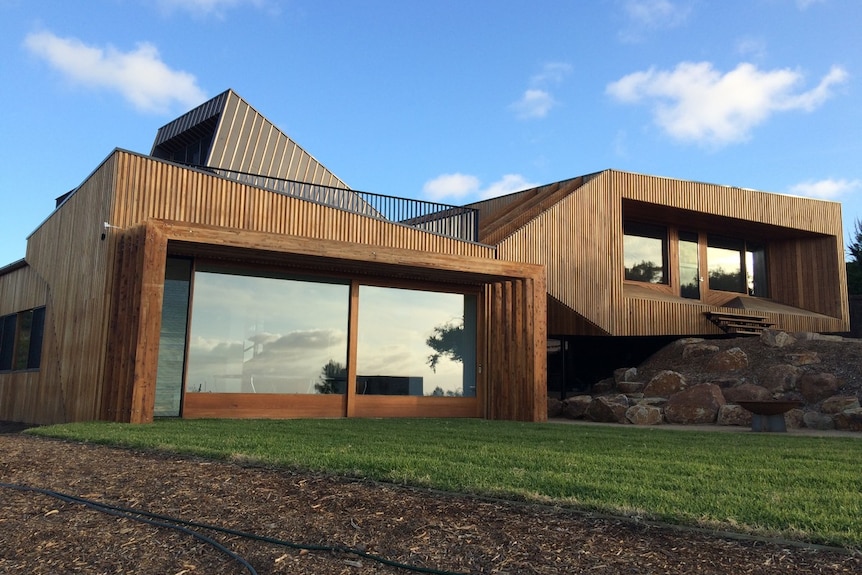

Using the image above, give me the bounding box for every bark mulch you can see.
[1,428,859,574]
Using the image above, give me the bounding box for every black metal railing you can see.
[193,166,479,243]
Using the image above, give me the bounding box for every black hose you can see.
[1,482,471,575]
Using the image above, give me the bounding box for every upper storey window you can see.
[623,221,668,284]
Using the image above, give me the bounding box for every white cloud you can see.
[511,62,572,120]
[796,0,825,10]
[422,173,481,201]
[787,178,862,200]
[156,0,264,17]
[511,89,556,119]
[623,0,691,28]
[24,30,206,114]
[422,173,538,202]
[606,61,848,146]
[479,174,539,199]
[619,0,691,42]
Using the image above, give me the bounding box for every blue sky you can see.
[1,0,860,266]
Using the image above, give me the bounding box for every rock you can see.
[803,411,835,430]
[548,397,563,418]
[617,381,645,394]
[795,332,845,342]
[643,370,686,397]
[717,404,752,426]
[636,397,667,408]
[706,347,748,372]
[708,377,748,389]
[760,364,800,393]
[834,408,862,431]
[585,396,629,423]
[664,384,726,425]
[820,395,860,414]
[785,351,820,366]
[614,367,638,383]
[786,408,805,429]
[761,329,797,348]
[673,337,705,347]
[797,373,841,404]
[722,383,773,403]
[682,344,719,359]
[592,377,615,394]
[562,395,592,419]
[625,404,663,425]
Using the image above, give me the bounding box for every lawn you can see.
[27,418,862,549]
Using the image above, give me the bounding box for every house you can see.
[0,90,848,425]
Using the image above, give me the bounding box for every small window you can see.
[624,222,668,284]
[0,307,46,372]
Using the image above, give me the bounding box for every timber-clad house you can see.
[0,90,849,425]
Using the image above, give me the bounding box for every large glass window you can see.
[0,314,16,371]
[357,286,477,397]
[707,235,768,296]
[623,222,667,284]
[185,269,349,394]
[154,258,192,416]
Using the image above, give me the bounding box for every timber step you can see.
[705,311,774,335]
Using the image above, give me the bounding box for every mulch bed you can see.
[1,427,860,574]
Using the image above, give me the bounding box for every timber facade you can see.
[0,89,848,425]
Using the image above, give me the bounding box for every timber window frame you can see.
[0,306,46,372]
[623,220,769,299]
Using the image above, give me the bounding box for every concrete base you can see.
[751,413,787,432]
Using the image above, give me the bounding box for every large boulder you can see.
[665,384,726,425]
[548,397,563,418]
[803,411,835,430]
[585,395,629,423]
[820,395,860,414]
[760,364,800,393]
[706,347,748,372]
[717,404,752,426]
[834,408,862,431]
[643,370,686,397]
[798,373,841,404]
[614,367,638,383]
[722,383,772,404]
[785,351,820,366]
[682,343,719,359]
[562,395,592,419]
[786,408,805,429]
[760,329,797,348]
[625,404,663,425]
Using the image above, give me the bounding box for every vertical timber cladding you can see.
[101,223,168,423]
[484,275,547,422]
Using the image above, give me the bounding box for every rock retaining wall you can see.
[548,330,862,432]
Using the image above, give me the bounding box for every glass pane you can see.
[186,270,349,394]
[357,286,476,397]
[623,222,667,284]
[155,258,192,416]
[13,310,33,370]
[707,236,745,293]
[26,307,45,369]
[0,315,14,370]
[678,231,700,299]
[747,245,768,297]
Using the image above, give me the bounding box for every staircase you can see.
[704,311,774,335]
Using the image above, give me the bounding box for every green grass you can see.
[26,419,862,549]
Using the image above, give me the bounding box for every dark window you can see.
[0,307,46,372]
[0,314,16,371]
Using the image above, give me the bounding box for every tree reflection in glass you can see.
[357,286,476,397]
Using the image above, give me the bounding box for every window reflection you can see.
[357,286,477,397]
[623,222,667,284]
[185,269,349,394]
[707,235,767,296]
